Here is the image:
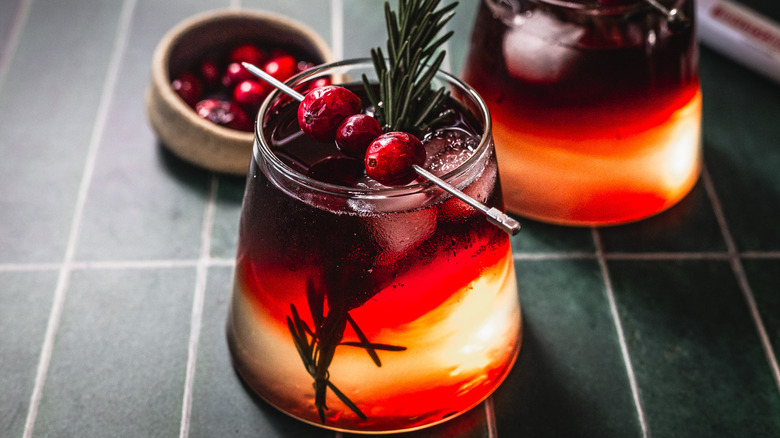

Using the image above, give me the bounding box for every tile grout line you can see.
[179,176,220,438]
[6,249,780,273]
[21,0,136,436]
[484,396,498,438]
[592,228,649,438]
[701,167,780,392]
[0,0,32,94]
[513,251,734,261]
[742,251,780,258]
[331,0,344,61]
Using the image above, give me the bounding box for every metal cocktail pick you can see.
[643,0,690,31]
[242,62,521,236]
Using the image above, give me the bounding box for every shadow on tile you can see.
[704,145,780,252]
[155,141,214,189]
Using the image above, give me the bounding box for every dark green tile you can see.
[190,266,329,437]
[0,0,22,58]
[734,0,780,21]
[510,217,596,254]
[610,259,780,437]
[598,181,727,253]
[0,270,57,437]
[493,259,642,437]
[33,267,195,438]
[0,0,125,263]
[700,46,780,252]
[211,175,246,260]
[241,0,332,52]
[743,258,780,365]
[449,0,480,75]
[75,0,229,262]
[343,0,386,59]
[341,0,478,73]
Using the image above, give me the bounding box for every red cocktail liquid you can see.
[462,0,701,225]
[227,80,522,433]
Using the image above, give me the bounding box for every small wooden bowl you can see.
[146,9,333,176]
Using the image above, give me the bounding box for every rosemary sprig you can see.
[287,280,406,424]
[362,0,458,135]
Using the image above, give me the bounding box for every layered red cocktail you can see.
[227,60,522,433]
[463,0,701,225]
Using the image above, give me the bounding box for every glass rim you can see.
[253,57,494,199]
[487,0,654,15]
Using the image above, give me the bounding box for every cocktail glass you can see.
[227,59,523,434]
[463,0,701,226]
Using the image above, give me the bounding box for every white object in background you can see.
[697,0,780,84]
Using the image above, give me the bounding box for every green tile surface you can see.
[190,266,330,437]
[609,259,780,436]
[743,259,780,366]
[0,0,125,263]
[0,271,58,437]
[1,0,778,437]
[34,267,195,437]
[0,0,22,60]
[701,44,780,252]
[494,259,643,437]
[211,176,246,260]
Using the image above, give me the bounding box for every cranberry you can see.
[364,132,426,186]
[263,52,297,81]
[171,72,202,108]
[198,59,221,90]
[297,85,362,142]
[221,62,255,89]
[335,114,383,159]
[233,80,269,113]
[297,60,314,73]
[229,43,266,66]
[195,98,253,132]
[306,155,365,186]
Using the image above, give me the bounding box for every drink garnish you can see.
[242,61,520,235]
[287,281,407,424]
[361,0,458,135]
[335,114,384,158]
[297,85,362,142]
[364,131,426,185]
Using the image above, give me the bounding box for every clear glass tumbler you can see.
[227,59,522,434]
[462,0,701,226]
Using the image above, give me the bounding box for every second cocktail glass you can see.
[463,0,702,226]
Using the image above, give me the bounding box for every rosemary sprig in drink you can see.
[287,280,406,424]
[362,0,458,135]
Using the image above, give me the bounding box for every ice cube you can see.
[346,176,438,262]
[367,207,437,264]
[423,128,479,177]
[346,175,432,214]
[503,9,584,84]
[438,158,498,222]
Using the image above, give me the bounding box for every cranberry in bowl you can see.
[146,9,333,175]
